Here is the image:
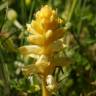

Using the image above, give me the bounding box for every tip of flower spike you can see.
[36,5,53,19]
[26,4,65,36]
[34,5,63,30]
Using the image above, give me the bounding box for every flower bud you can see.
[46,75,57,92]
[25,0,31,6]
[7,9,17,21]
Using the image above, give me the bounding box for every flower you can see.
[19,5,69,96]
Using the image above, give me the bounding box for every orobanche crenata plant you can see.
[19,5,71,96]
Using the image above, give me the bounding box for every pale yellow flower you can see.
[19,5,70,96]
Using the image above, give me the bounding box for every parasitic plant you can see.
[19,5,71,96]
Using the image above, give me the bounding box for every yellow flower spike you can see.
[20,5,68,96]
[35,5,62,31]
[36,5,53,20]
[27,34,45,45]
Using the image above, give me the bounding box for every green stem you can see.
[20,0,27,24]
[67,0,77,22]
[0,1,8,11]
[28,0,35,22]
[77,0,87,34]
[48,0,54,6]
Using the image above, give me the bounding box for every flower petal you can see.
[22,64,37,76]
[19,45,44,55]
[26,24,39,35]
[35,55,50,75]
[31,20,44,34]
[45,28,64,45]
[27,34,45,45]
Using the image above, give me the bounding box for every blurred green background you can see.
[0,0,96,96]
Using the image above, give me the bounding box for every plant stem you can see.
[0,1,8,11]
[28,0,35,22]
[42,79,50,96]
[20,0,27,24]
[67,0,77,22]
[77,0,87,34]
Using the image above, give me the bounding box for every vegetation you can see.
[0,0,96,96]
